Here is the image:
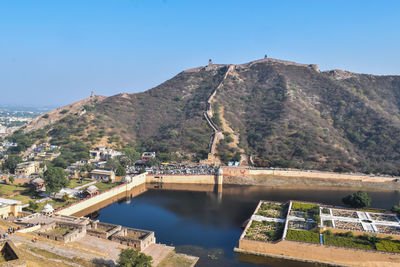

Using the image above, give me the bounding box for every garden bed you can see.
[321,207,331,215]
[285,229,320,244]
[331,209,359,218]
[256,202,288,219]
[290,202,320,223]
[369,213,398,222]
[244,220,284,242]
[376,225,400,235]
[334,220,364,231]
[288,220,317,231]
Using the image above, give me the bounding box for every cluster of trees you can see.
[342,191,371,208]
[103,146,142,175]
[51,141,90,169]
[216,132,241,164]
[6,131,35,154]
[43,166,68,193]
[1,155,22,174]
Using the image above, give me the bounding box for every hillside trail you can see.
[203,65,247,164]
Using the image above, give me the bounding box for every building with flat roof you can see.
[31,178,45,192]
[0,198,22,218]
[141,152,156,162]
[89,147,122,162]
[15,161,40,176]
[91,169,115,182]
[82,185,99,198]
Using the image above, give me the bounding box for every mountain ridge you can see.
[11,57,400,175]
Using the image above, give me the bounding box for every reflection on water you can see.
[90,184,400,267]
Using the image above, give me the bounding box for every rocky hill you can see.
[13,58,400,174]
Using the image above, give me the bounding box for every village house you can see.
[89,147,122,162]
[14,161,41,176]
[0,198,22,218]
[31,178,46,192]
[34,151,60,161]
[66,160,86,175]
[91,169,115,182]
[141,152,156,162]
[53,188,78,200]
[82,185,99,198]
[42,203,54,214]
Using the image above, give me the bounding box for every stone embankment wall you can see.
[222,166,397,182]
[222,167,400,190]
[0,176,31,185]
[146,174,219,184]
[16,224,41,234]
[248,169,396,183]
[56,173,146,216]
[237,239,400,266]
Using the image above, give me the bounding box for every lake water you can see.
[88,184,400,267]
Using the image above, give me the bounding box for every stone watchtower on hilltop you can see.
[208,59,213,66]
[90,91,95,98]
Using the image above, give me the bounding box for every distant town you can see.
[0,106,51,137]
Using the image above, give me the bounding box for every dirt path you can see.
[143,243,174,266]
[203,65,236,163]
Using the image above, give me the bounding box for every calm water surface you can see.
[90,185,400,267]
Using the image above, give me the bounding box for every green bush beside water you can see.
[286,229,320,244]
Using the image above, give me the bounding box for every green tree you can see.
[117,248,152,267]
[392,205,400,216]
[8,176,15,184]
[62,194,70,202]
[120,147,140,166]
[79,163,95,176]
[105,158,120,172]
[43,167,69,193]
[2,155,22,174]
[116,165,126,176]
[342,191,371,208]
[52,157,69,169]
[28,201,39,211]
[145,158,160,167]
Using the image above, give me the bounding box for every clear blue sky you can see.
[1,0,399,106]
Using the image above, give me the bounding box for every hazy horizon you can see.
[1,0,400,106]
